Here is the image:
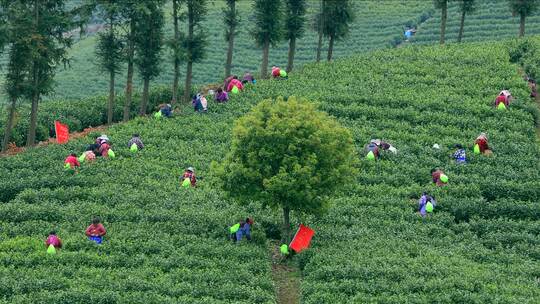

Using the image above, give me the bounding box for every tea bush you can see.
[1,40,539,302]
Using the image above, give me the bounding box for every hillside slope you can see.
[0,0,431,101]
[412,0,540,44]
[1,41,539,303]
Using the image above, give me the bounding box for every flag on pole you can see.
[54,121,69,144]
[289,224,315,253]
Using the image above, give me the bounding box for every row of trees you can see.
[435,0,539,44]
[1,0,355,151]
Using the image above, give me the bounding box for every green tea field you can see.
[1,37,539,303]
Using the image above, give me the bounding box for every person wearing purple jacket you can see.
[418,192,436,217]
[215,87,229,103]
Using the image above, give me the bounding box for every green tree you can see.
[314,0,325,63]
[215,97,359,242]
[457,0,476,43]
[223,0,240,78]
[183,0,207,103]
[170,0,184,104]
[509,0,540,37]
[134,1,165,115]
[118,2,139,121]
[252,0,283,79]
[95,0,124,125]
[434,0,448,44]
[23,0,80,146]
[284,0,306,72]
[1,1,25,152]
[322,0,354,61]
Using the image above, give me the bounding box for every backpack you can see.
[182,177,191,188]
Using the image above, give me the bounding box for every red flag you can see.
[54,121,69,144]
[289,224,315,253]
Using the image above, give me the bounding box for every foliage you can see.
[0,86,188,148]
[133,1,165,83]
[413,0,540,43]
[285,0,307,41]
[215,96,358,240]
[321,0,354,41]
[223,0,241,42]
[251,0,284,48]
[0,39,539,302]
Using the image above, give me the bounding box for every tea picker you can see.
[418,192,436,217]
[128,134,144,153]
[474,132,491,156]
[229,218,254,243]
[431,168,448,186]
[64,153,80,171]
[181,167,197,188]
[45,231,62,254]
[452,144,466,164]
[280,224,315,257]
[85,218,107,244]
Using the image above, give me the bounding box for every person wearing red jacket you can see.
[64,153,80,168]
[494,92,508,108]
[474,132,490,155]
[226,76,244,92]
[271,66,281,78]
[431,168,447,187]
[182,167,197,187]
[45,231,62,250]
[86,218,106,244]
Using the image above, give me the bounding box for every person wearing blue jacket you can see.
[418,192,436,217]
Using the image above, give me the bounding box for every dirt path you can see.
[269,241,301,304]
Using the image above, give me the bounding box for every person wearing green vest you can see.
[230,218,253,242]
[181,167,197,188]
[127,134,144,151]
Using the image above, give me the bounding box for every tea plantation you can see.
[0,0,432,101]
[412,0,540,44]
[1,39,539,303]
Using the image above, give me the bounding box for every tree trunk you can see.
[282,206,291,244]
[1,98,17,152]
[457,10,465,42]
[172,0,180,104]
[261,38,270,79]
[27,89,39,147]
[327,35,334,61]
[140,78,150,115]
[519,13,525,37]
[183,6,195,103]
[107,71,115,125]
[123,19,135,121]
[286,37,296,73]
[316,0,323,63]
[440,0,447,45]
[224,1,235,78]
[27,2,39,147]
[316,31,323,62]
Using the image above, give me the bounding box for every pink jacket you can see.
[227,79,244,92]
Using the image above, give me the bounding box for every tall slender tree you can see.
[182,0,207,103]
[285,0,306,73]
[314,0,325,63]
[119,2,140,121]
[434,0,448,45]
[322,0,354,61]
[24,0,79,146]
[95,1,124,125]
[223,0,240,78]
[170,0,184,105]
[252,0,283,79]
[1,1,25,152]
[134,1,165,115]
[457,0,476,43]
[509,0,540,37]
